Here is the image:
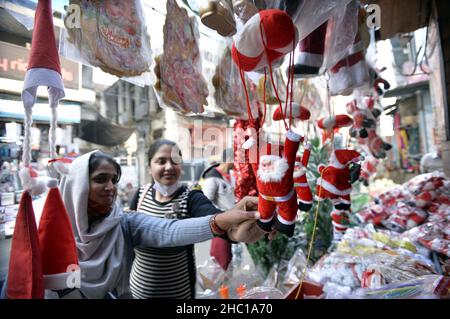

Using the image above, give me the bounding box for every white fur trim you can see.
[258,157,289,183]
[299,199,313,204]
[286,130,301,142]
[22,68,64,108]
[305,143,312,150]
[276,213,296,225]
[316,177,352,196]
[293,170,306,179]
[44,270,81,290]
[243,137,256,149]
[295,51,323,67]
[260,188,295,202]
[234,13,264,57]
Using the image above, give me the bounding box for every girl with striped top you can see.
[128,140,222,299]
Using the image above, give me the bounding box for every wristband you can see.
[210,214,226,236]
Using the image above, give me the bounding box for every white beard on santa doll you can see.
[258,155,289,183]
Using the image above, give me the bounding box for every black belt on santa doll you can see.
[260,188,295,202]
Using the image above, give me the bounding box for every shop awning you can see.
[78,106,135,146]
[383,80,429,98]
[0,99,80,124]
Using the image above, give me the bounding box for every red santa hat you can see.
[272,103,310,121]
[328,35,369,96]
[232,9,298,124]
[232,9,298,72]
[317,114,353,131]
[293,21,328,78]
[20,0,65,194]
[7,192,44,299]
[38,179,79,290]
[331,150,363,167]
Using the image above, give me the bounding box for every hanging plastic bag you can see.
[196,256,227,293]
[213,45,257,118]
[59,0,153,86]
[322,0,359,71]
[157,0,209,114]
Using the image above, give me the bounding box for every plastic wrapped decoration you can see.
[233,118,260,201]
[158,0,209,114]
[212,46,258,118]
[350,275,450,299]
[241,287,284,299]
[61,0,153,84]
[196,257,227,296]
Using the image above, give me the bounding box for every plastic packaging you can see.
[196,257,227,293]
[157,0,209,114]
[282,248,308,292]
[241,286,284,299]
[350,275,450,299]
[60,0,153,86]
[213,45,258,118]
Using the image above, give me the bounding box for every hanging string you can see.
[295,168,325,299]
[49,105,58,159]
[261,68,268,127]
[259,21,289,132]
[239,67,254,123]
[22,105,33,168]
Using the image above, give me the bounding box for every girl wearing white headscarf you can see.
[59,151,261,299]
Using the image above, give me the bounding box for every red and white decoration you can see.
[7,0,77,299]
[272,102,311,122]
[293,21,328,78]
[244,130,302,237]
[294,143,313,212]
[316,149,362,241]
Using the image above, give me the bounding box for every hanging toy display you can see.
[359,155,380,187]
[63,0,152,78]
[159,0,209,114]
[346,99,375,139]
[294,143,313,212]
[8,0,78,299]
[233,118,260,201]
[243,130,302,237]
[292,21,328,78]
[272,102,311,122]
[317,114,353,143]
[199,0,237,37]
[315,149,363,242]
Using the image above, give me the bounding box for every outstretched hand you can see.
[215,196,277,243]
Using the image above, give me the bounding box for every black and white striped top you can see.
[129,184,221,299]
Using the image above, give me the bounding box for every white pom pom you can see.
[243,137,256,149]
[47,178,58,189]
[19,166,47,195]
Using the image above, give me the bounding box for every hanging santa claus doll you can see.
[294,143,313,212]
[243,130,301,237]
[316,149,363,241]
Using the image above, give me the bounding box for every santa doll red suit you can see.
[292,21,328,78]
[243,130,302,237]
[294,143,313,212]
[316,149,362,241]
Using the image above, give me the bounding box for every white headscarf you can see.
[59,151,128,298]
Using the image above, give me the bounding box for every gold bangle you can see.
[210,214,226,236]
